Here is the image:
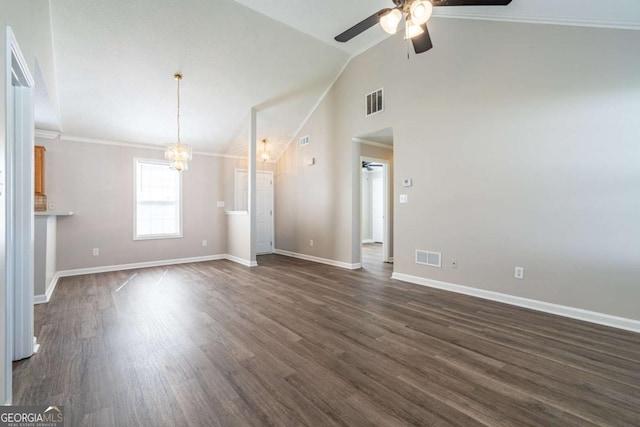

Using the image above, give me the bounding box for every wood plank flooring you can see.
[13,254,640,426]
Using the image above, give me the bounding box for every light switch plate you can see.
[403,178,413,187]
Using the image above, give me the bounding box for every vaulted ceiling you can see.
[48,0,640,159]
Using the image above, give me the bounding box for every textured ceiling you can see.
[49,0,640,159]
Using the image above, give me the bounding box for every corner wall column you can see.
[248,108,257,264]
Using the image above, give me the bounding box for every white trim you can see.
[225,255,258,268]
[433,12,640,32]
[35,254,259,304]
[362,239,374,244]
[34,129,60,140]
[354,138,393,150]
[59,135,247,159]
[34,273,60,305]
[33,295,47,305]
[57,255,228,278]
[391,272,640,334]
[275,249,361,270]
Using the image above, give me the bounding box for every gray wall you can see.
[41,138,240,270]
[275,19,640,320]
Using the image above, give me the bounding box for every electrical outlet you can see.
[399,194,408,204]
[202,240,207,247]
[216,201,225,208]
[92,248,99,256]
[48,202,55,210]
[310,240,314,247]
[515,266,524,279]
[451,259,458,269]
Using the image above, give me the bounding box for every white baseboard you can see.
[225,254,258,267]
[361,239,374,244]
[391,272,640,334]
[34,272,61,305]
[57,254,228,278]
[275,249,362,270]
[35,254,258,304]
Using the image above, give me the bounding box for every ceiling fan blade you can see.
[432,0,512,5]
[335,8,390,43]
[412,24,433,54]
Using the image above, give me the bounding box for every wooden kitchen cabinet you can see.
[35,145,45,195]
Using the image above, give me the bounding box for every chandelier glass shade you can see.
[165,73,192,171]
[261,139,271,162]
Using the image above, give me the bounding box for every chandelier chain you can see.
[176,74,181,145]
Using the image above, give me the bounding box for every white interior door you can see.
[236,170,273,254]
[371,173,384,243]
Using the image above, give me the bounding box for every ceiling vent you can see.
[416,250,441,268]
[299,135,310,146]
[365,88,384,117]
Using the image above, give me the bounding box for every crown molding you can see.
[34,129,60,140]
[59,135,248,160]
[434,12,640,32]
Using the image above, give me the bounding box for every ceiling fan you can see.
[362,161,384,171]
[335,0,513,54]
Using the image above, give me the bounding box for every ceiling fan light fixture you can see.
[405,19,425,39]
[410,1,433,26]
[379,9,402,34]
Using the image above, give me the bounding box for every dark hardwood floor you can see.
[361,243,392,277]
[13,254,640,426]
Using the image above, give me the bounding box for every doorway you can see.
[235,169,274,254]
[361,157,391,266]
[354,127,394,272]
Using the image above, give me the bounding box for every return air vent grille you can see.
[416,250,442,268]
[365,88,384,117]
[299,135,310,146]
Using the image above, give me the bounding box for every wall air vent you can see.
[299,135,310,146]
[416,250,442,268]
[365,88,384,117]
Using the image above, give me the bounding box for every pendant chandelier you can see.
[165,73,192,171]
[260,139,271,162]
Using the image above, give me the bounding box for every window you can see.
[134,159,182,240]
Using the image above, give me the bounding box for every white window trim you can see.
[133,157,183,241]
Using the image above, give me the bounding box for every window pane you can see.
[135,160,181,239]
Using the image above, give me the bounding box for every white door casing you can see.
[2,27,35,405]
